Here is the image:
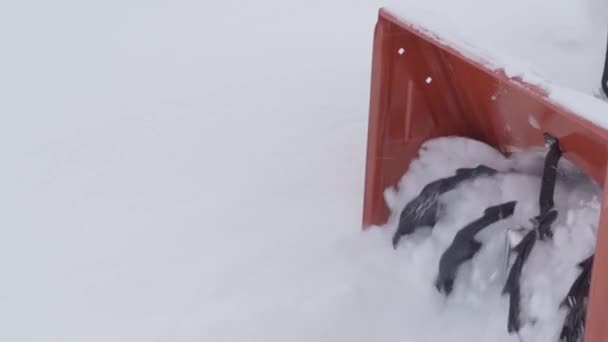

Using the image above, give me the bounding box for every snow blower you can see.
[362,8,608,342]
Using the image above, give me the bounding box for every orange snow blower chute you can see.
[362,8,608,342]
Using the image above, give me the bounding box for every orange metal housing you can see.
[363,8,608,342]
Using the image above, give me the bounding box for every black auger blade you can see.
[560,297,588,342]
[392,165,497,249]
[507,283,522,334]
[503,229,535,334]
[435,201,517,295]
[559,256,594,342]
[539,133,562,216]
[502,133,562,334]
[534,208,560,241]
[561,255,594,309]
[503,210,557,334]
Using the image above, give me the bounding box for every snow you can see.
[386,0,608,129]
[549,85,608,129]
[529,116,541,130]
[0,0,606,341]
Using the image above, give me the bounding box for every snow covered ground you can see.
[0,0,606,341]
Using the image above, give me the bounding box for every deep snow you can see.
[0,0,606,341]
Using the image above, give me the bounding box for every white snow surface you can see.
[387,0,608,129]
[0,0,606,341]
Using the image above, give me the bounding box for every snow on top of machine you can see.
[383,1,608,130]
